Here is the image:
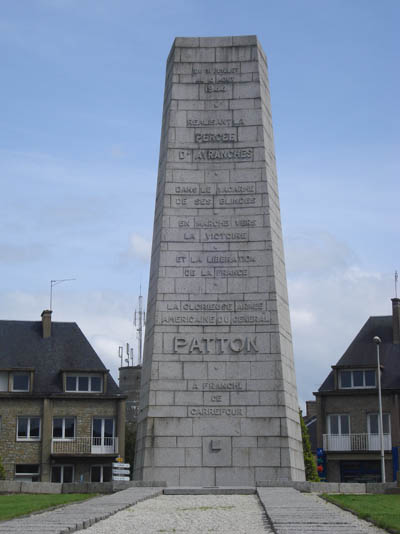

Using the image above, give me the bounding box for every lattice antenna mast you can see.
[134,285,146,365]
[49,278,76,310]
[395,270,398,298]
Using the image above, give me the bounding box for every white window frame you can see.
[339,369,376,389]
[52,417,76,440]
[65,374,103,393]
[327,414,350,435]
[368,413,391,435]
[17,416,41,441]
[51,464,74,483]
[12,373,30,392]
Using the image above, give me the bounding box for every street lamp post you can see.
[373,336,385,483]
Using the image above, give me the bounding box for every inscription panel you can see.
[156,311,270,326]
[189,406,244,417]
[188,380,246,391]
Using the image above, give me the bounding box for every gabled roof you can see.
[319,315,400,392]
[0,320,120,396]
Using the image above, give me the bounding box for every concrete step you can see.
[164,486,256,495]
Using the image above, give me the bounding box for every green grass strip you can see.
[0,493,96,521]
[323,493,400,534]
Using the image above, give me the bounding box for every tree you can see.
[299,410,319,481]
[124,424,137,476]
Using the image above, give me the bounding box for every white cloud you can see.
[127,233,152,262]
[286,230,356,277]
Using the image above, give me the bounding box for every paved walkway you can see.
[0,487,163,533]
[257,488,386,534]
[0,487,389,534]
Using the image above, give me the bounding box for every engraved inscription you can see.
[163,301,266,312]
[195,132,236,143]
[183,267,248,277]
[189,380,246,391]
[216,184,256,194]
[202,231,248,242]
[157,312,269,325]
[173,336,259,354]
[216,196,257,207]
[189,406,244,417]
[187,118,244,127]
[194,148,253,161]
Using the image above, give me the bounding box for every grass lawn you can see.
[324,494,400,533]
[0,493,96,521]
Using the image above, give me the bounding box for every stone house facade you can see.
[314,298,400,482]
[0,311,126,482]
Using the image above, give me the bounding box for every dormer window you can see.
[65,374,103,393]
[339,369,376,389]
[0,370,33,392]
[12,373,30,392]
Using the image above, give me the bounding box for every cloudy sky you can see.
[1,0,398,406]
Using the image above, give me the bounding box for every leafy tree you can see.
[300,410,319,481]
[124,425,137,476]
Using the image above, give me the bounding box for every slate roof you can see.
[319,315,400,392]
[0,319,120,396]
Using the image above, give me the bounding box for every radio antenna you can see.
[134,285,146,365]
[50,278,76,310]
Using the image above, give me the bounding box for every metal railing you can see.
[323,433,391,452]
[51,437,119,455]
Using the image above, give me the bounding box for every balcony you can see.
[323,433,392,452]
[51,437,119,455]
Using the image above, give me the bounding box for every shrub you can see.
[300,410,319,481]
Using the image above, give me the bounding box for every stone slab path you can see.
[0,487,163,534]
[0,487,390,534]
[257,487,387,534]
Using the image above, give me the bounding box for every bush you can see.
[300,410,319,481]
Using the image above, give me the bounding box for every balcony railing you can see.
[323,433,391,452]
[51,437,119,455]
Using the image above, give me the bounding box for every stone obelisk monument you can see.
[134,36,305,486]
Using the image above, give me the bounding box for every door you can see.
[92,418,115,453]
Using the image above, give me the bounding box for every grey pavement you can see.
[0,487,389,534]
[0,487,163,534]
[257,487,387,534]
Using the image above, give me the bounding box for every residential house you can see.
[314,298,400,482]
[0,310,126,483]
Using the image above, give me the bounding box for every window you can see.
[91,464,112,482]
[15,464,40,481]
[339,370,376,389]
[0,372,8,391]
[51,465,74,483]
[65,374,103,393]
[53,417,75,439]
[12,373,30,392]
[327,414,350,435]
[368,413,391,435]
[17,416,41,440]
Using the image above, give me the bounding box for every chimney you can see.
[392,298,400,344]
[41,309,52,338]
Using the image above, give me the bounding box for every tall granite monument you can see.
[134,36,305,486]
